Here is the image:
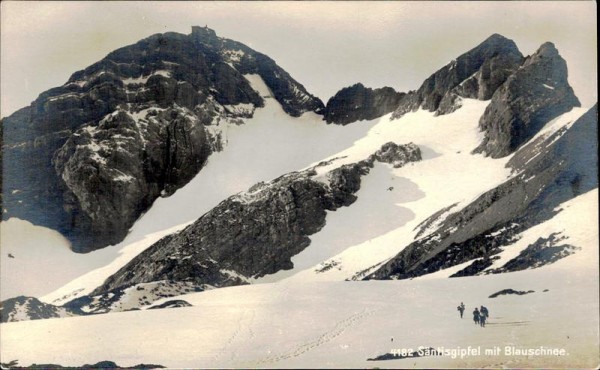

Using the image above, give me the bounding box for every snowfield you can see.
[1,188,597,368]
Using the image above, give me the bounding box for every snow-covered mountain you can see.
[1,26,323,252]
[0,27,597,368]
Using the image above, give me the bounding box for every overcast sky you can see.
[1,1,597,118]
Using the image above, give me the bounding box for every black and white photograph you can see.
[0,1,598,368]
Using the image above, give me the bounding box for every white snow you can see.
[0,219,114,300]
[483,188,598,272]
[113,173,135,183]
[2,241,597,368]
[47,92,82,102]
[223,102,255,116]
[523,108,587,152]
[542,83,555,90]
[65,80,87,88]
[222,49,245,64]
[244,74,272,96]
[40,223,190,305]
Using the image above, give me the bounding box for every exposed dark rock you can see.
[367,347,440,361]
[487,233,579,273]
[91,168,363,293]
[2,26,324,252]
[370,142,422,168]
[449,256,500,277]
[2,360,165,369]
[392,34,523,118]
[489,289,535,298]
[475,42,581,158]
[366,104,597,280]
[147,300,192,310]
[91,143,421,294]
[0,296,74,323]
[323,83,405,124]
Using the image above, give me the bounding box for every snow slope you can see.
[36,74,375,304]
[0,219,115,301]
[260,104,592,283]
[1,190,597,369]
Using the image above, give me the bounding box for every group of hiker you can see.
[456,302,489,327]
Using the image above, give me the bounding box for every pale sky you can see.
[1,1,597,118]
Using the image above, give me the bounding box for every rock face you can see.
[367,104,597,280]
[475,42,581,158]
[371,142,422,168]
[0,296,75,322]
[392,34,523,118]
[323,83,405,124]
[91,143,421,295]
[1,26,324,252]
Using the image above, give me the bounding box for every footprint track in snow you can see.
[212,309,256,363]
[250,308,376,366]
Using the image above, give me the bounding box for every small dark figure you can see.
[457,302,465,318]
[8,253,15,258]
[480,313,486,327]
[473,308,480,325]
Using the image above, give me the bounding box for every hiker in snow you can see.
[480,305,489,320]
[480,311,487,327]
[473,307,480,325]
[457,302,465,318]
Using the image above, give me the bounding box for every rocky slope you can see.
[90,143,421,296]
[0,280,205,321]
[0,296,75,323]
[322,83,404,125]
[391,33,524,118]
[474,42,581,158]
[367,104,597,280]
[390,35,580,160]
[1,26,324,252]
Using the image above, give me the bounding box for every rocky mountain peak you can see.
[479,33,521,54]
[1,26,325,252]
[474,41,580,158]
[533,42,560,58]
[391,33,524,118]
